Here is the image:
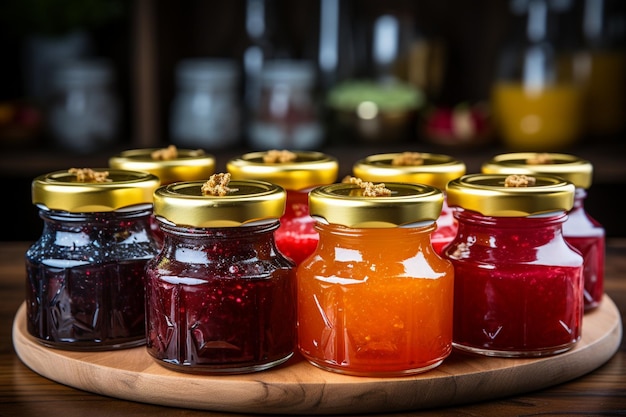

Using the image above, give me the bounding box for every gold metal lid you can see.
[481,152,593,189]
[153,180,286,227]
[226,150,339,190]
[446,174,575,217]
[352,152,466,190]
[109,147,215,185]
[32,169,160,212]
[309,182,443,228]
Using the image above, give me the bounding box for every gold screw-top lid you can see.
[226,150,339,190]
[153,179,286,227]
[309,182,443,228]
[32,169,160,212]
[109,146,216,185]
[352,152,466,190]
[446,174,576,217]
[481,152,593,189]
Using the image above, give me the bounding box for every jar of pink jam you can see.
[482,152,605,311]
[26,168,161,350]
[227,150,338,265]
[145,175,296,374]
[352,152,466,255]
[443,173,583,357]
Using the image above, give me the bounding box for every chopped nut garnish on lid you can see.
[201,173,238,196]
[526,153,554,165]
[504,174,536,187]
[263,149,297,163]
[392,152,425,166]
[68,168,111,183]
[345,176,392,196]
[151,145,178,160]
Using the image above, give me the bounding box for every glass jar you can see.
[26,169,161,351]
[491,0,584,151]
[145,178,296,374]
[353,151,466,254]
[109,146,216,244]
[298,182,454,376]
[47,59,120,153]
[227,150,338,265]
[444,173,583,357]
[247,60,324,149]
[482,152,605,311]
[170,58,241,149]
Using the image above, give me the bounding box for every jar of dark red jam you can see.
[482,152,605,311]
[298,180,454,376]
[353,152,466,255]
[145,176,296,374]
[109,145,216,244]
[444,173,583,357]
[26,168,160,351]
[227,150,338,265]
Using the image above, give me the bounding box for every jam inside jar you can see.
[444,209,583,357]
[145,220,296,374]
[26,207,159,350]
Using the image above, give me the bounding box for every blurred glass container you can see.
[170,58,241,149]
[247,60,324,149]
[47,59,120,153]
[491,0,584,151]
[326,79,424,144]
[573,0,626,138]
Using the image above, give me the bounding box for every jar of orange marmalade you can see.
[298,179,454,376]
[353,151,466,254]
[227,150,338,265]
[481,152,605,312]
[444,173,583,357]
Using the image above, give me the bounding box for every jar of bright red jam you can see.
[227,150,338,265]
[482,152,605,311]
[353,152,466,255]
[298,181,454,376]
[145,176,296,374]
[109,145,216,243]
[444,173,583,357]
[26,168,161,350]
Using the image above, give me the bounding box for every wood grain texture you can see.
[12,296,622,414]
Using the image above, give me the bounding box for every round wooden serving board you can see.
[13,298,623,415]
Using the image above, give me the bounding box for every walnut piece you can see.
[391,152,424,166]
[526,153,554,165]
[151,145,179,160]
[68,168,111,183]
[504,174,536,187]
[344,176,392,196]
[263,149,297,163]
[201,173,238,196]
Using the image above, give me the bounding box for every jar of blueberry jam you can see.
[443,173,583,357]
[145,174,296,374]
[26,168,160,351]
[353,151,466,255]
[298,179,454,376]
[227,150,338,265]
[482,152,605,311]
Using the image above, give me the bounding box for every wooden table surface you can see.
[1,240,625,417]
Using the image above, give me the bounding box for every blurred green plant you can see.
[0,0,127,36]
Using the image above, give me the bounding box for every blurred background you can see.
[0,0,624,240]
